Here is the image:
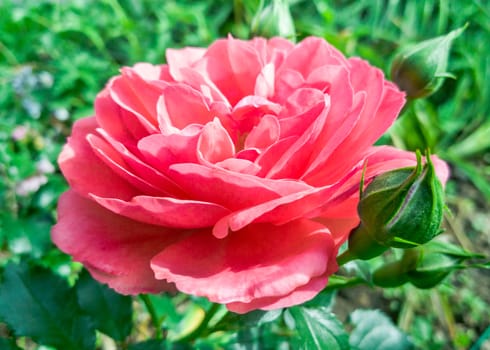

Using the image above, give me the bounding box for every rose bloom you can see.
[52,36,449,313]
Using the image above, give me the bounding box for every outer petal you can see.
[110,66,164,129]
[96,128,184,197]
[95,87,137,144]
[90,194,231,228]
[51,191,182,294]
[226,276,328,313]
[87,134,166,196]
[151,219,336,307]
[58,117,139,201]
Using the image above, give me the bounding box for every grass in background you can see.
[1,0,488,349]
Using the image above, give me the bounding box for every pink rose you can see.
[52,36,449,313]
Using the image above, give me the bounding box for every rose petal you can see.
[95,88,136,144]
[52,191,180,294]
[59,117,139,201]
[87,134,166,196]
[197,118,235,164]
[304,59,406,185]
[226,275,327,313]
[254,63,275,98]
[215,158,261,175]
[265,101,330,179]
[212,168,356,238]
[131,62,169,82]
[90,194,231,228]
[255,136,298,177]
[157,84,215,133]
[201,37,263,105]
[166,47,206,81]
[109,69,162,132]
[96,128,184,197]
[276,37,347,85]
[264,37,295,67]
[151,219,335,305]
[232,95,282,121]
[301,91,365,183]
[138,132,201,174]
[278,88,326,137]
[245,114,280,150]
[344,58,387,142]
[168,162,311,211]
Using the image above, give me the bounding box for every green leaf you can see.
[75,268,133,341]
[290,306,349,350]
[0,338,21,350]
[422,240,484,259]
[128,339,170,350]
[0,262,95,350]
[349,309,414,350]
[303,290,337,310]
[229,308,283,328]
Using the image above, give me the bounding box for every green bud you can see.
[251,0,295,39]
[404,249,453,289]
[391,25,466,99]
[373,241,483,289]
[347,151,444,260]
[371,259,410,288]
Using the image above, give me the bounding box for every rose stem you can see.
[139,294,163,339]
[336,249,357,266]
[177,302,221,344]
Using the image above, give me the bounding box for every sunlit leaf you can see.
[349,309,414,350]
[290,306,349,350]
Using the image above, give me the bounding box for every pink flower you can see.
[52,36,449,313]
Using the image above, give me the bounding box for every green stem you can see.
[324,276,369,292]
[0,40,18,65]
[177,303,221,343]
[336,249,357,266]
[139,294,163,339]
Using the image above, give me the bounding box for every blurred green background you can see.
[1,0,489,349]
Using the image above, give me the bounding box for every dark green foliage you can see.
[76,269,133,341]
[0,338,21,350]
[0,262,96,350]
[128,339,170,350]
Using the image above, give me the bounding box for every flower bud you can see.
[390,26,466,99]
[370,259,410,288]
[347,151,444,260]
[251,0,295,39]
[372,241,483,289]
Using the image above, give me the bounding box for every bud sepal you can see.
[391,25,466,99]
